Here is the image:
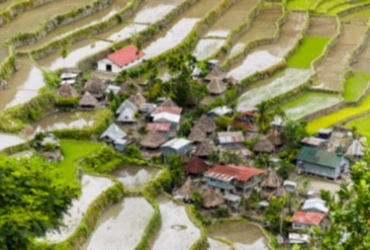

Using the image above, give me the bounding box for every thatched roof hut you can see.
[160,98,178,108]
[268,186,287,201]
[57,84,79,98]
[174,177,195,200]
[204,66,227,82]
[193,114,216,134]
[266,129,284,146]
[140,131,166,149]
[186,156,209,175]
[201,188,224,208]
[253,136,275,153]
[195,140,216,157]
[129,93,147,107]
[120,79,140,94]
[207,78,227,95]
[188,126,206,142]
[261,170,283,189]
[83,76,107,99]
[78,91,98,109]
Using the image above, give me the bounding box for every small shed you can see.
[290,211,326,231]
[57,84,79,98]
[301,137,327,148]
[266,128,285,147]
[206,59,219,70]
[174,178,195,201]
[253,136,275,153]
[208,106,232,119]
[105,85,121,95]
[318,128,333,139]
[195,140,216,158]
[346,139,365,158]
[260,170,283,198]
[207,78,227,95]
[140,131,167,149]
[152,112,180,136]
[302,199,328,214]
[193,114,216,134]
[117,108,136,123]
[100,123,127,144]
[129,93,147,107]
[116,99,138,115]
[204,66,226,82]
[161,138,192,161]
[283,180,297,193]
[160,98,179,108]
[201,187,224,208]
[78,92,98,109]
[217,131,245,148]
[188,126,207,143]
[146,123,171,139]
[83,76,107,99]
[114,138,128,152]
[186,156,210,175]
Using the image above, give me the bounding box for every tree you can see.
[208,150,220,165]
[264,196,284,233]
[221,150,245,165]
[191,191,202,209]
[214,116,233,131]
[281,120,308,149]
[256,101,286,133]
[124,144,142,158]
[60,46,68,68]
[0,156,79,250]
[167,154,184,187]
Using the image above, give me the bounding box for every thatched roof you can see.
[160,98,178,108]
[193,114,216,133]
[186,156,209,174]
[78,91,98,108]
[174,178,195,200]
[140,131,166,149]
[20,125,35,137]
[207,78,227,95]
[204,66,227,82]
[129,93,147,107]
[195,140,216,157]
[253,136,274,153]
[188,126,206,142]
[266,129,284,146]
[268,186,287,201]
[201,188,224,208]
[83,76,107,98]
[261,170,283,189]
[120,79,140,94]
[57,84,79,98]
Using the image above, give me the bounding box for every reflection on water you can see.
[0,133,25,151]
[34,112,94,131]
[112,166,161,191]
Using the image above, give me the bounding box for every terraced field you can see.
[4,0,370,248]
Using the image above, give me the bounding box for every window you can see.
[106,64,112,72]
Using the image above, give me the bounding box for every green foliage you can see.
[221,150,245,165]
[263,196,283,234]
[124,144,142,159]
[214,207,229,218]
[55,97,78,109]
[43,70,61,89]
[82,146,124,173]
[281,120,308,149]
[178,121,192,137]
[213,116,233,131]
[0,156,80,250]
[167,154,184,187]
[225,87,237,102]
[43,142,56,152]
[256,101,286,133]
[191,190,203,209]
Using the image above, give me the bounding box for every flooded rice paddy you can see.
[208,238,230,250]
[315,24,367,92]
[237,68,312,110]
[112,166,162,191]
[305,16,337,38]
[227,12,307,80]
[34,112,94,131]
[40,175,115,243]
[81,197,153,250]
[341,8,370,24]
[208,221,269,250]
[0,133,25,151]
[151,195,201,250]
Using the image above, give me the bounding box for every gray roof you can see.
[217,131,245,144]
[100,123,126,141]
[117,108,135,122]
[116,99,138,115]
[161,138,192,150]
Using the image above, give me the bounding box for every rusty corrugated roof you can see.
[151,107,182,115]
[205,165,265,182]
[290,211,325,225]
[146,123,171,132]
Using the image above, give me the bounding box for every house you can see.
[116,99,138,115]
[146,123,171,139]
[217,131,245,148]
[191,67,202,80]
[206,59,219,70]
[240,110,258,124]
[253,136,275,153]
[289,233,310,245]
[290,211,326,231]
[302,198,328,214]
[346,139,365,159]
[296,146,350,180]
[159,98,178,108]
[140,131,167,150]
[283,180,297,193]
[195,140,216,158]
[97,44,145,73]
[266,128,285,147]
[318,128,333,139]
[56,84,79,98]
[119,79,141,94]
[161,138,192,161]
[116,99,138,123]
[201,187,224,208]
[260,170,283,199]
[129,93,147,107]
[152,112,180,136]
[193,114,216,135]
[208,106,232,119]
[173,178,195,201]
[185,156,210,175]
[151,107,182,116]
[140,103,157,114]
[100,123,127,151]
[60,68,80,85]
[78,92,98,109]
[207,78,227,95]
[105,85,121,95]
[205,165,266,196]
[188,126,207,143]
[83,76,107,100]
[301,137,327,148]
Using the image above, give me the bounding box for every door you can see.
[106,64,112,72]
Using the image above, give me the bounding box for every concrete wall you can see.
[297,161,339,179]
[97,57,144,73]
[206,177,233,190]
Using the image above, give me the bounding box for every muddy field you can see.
[305,16,337,37]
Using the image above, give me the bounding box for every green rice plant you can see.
[343,71,370,103]
[286,0,317,10]
[343,113,370,135]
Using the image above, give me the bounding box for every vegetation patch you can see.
[343,114,370,135]
[343,71,370,102]
[287,0,317,10]
[287,36,330,68]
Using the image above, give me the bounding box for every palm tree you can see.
[256,101,274,133]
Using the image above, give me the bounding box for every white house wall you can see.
[98,58,144,73]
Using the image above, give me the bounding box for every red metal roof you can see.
[290,211,325,225]
[231,118,251,131]
[186,156,209,174]
[146,123,171,132]
[151,107,183,115]
[205,165,266,182]
[107,45,145,67]
[242,111,259,117]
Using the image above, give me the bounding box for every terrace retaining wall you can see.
[300,100,346,122]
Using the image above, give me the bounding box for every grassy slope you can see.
[57,140,102,182]
[343,114,370,135]
[287,0,316,10]
[287,37,330,68]
[307,94,370,134]
[343,71,370,102]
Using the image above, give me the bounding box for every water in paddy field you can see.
[38,175,115,243]
[192,38,225,61]
[81,197,154,250]
[33,112,95,132]
[208,221,269,250]
[151,194,201,250]
[112,166,162,191]
[208,238,230,250]
[0,133,25,151]
[133,0,185,24]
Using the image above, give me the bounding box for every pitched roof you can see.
[296,146,343,169]
[174,177,195,200]
[57,84,79,98]
[290,211,325,225]
[140,131,166,149]
[205,165,266,182]
[193,114,216,133]
[117,108,135,122]
[261,170,283,189]
[161,138,192,150]
[301,137,327,147]
[107,45,145,67]
[186,156,209,174]
[266,129,284,146]
[207,78,227,95]
[100,123,126,141]
[152,112,180,123]
[346,139,365,156]
[120,79,140,93]
[78,91,98,107]
[201,188,224,208]
[208,106,232,117]
[83,76,107,98]
[146,123,171,132]
[129,93,147,107]
[195,140,216,157]
[188,126,207,142]
[160,98,178,108]
[204,66,227,82]
[217,131,245,144]
[116,99,138,114]
[151,107,183,116]
[302,202,329,214]
[242,110,259,117]
[253,136,275,153]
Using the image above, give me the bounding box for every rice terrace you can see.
[1,0,370,249]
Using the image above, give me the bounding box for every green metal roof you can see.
[296,146,342,169]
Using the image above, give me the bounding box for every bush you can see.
[215,207,229,218]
